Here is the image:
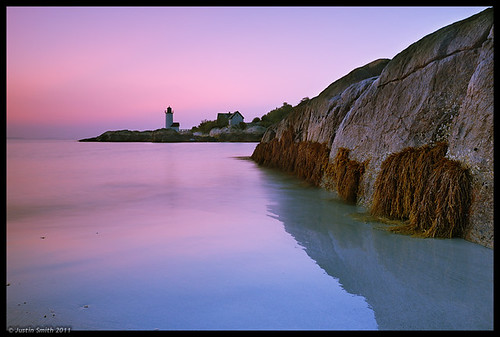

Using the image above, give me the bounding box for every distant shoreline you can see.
[78,127,266,143]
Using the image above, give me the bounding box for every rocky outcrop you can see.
[79,125,266,143]
[261,58,391,145]
[253,8,493,248]
[209,124,267,142]
[79,128,216,142]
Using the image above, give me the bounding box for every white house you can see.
[164,106,180,131]
[228,111,244,126]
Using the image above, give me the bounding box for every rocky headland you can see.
[79,124,267,143]
[252,8,493,248]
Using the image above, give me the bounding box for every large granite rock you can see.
[254,8,493,248]
[262,58,391,145]
[446,24,494,246]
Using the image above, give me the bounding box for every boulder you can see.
[253,8,494,247]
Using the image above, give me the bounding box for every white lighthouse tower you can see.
[164,106,180,131]
[165,106,174,128]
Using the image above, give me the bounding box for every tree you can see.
[192,119,218,134]
[259,102,293,128]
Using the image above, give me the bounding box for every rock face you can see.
[253,8,493,248]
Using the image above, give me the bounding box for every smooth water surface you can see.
[6,140,493,330]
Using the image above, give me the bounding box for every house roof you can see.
[228,111,244,119]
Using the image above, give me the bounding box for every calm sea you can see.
[6,139,493,330]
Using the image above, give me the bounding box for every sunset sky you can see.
[6,6,489,139]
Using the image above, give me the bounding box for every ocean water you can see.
[6,139,493,330]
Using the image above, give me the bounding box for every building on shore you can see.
[216,111,244,127]
[165,106,180,131]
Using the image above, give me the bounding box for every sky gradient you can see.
[6,6,489,139]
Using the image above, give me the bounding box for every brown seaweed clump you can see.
[324,147,365,203]
[371,142,472,238]
[295,141,331,185]
[251,129,330,186]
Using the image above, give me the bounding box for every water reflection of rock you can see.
[261,168,493,330]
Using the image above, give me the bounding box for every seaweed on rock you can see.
[251,129,330,186]
[371,142,472,238]
[324,148,365,203]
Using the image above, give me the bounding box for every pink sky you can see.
[6,6,489,139]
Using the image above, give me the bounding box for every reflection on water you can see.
[7,140,376,330]
[260,168,493,330]
[6,140,492,330]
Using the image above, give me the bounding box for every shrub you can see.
[260,102,293,128]
[192,119,218,134]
